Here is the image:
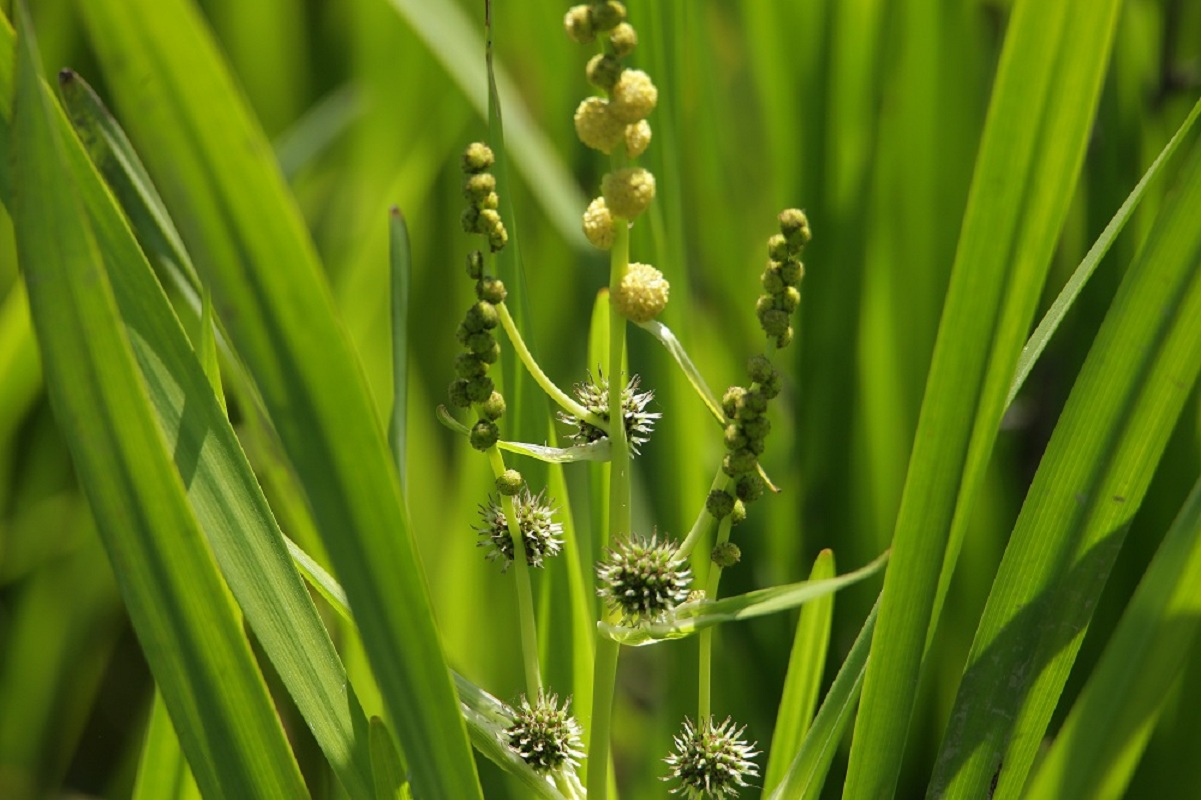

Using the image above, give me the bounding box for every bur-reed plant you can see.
[3,0,1201,799]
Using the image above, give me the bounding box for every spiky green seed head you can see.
[558,372,660,455]
[476,489,563,569]
[507,692,584,774]
[596,534,692,624]
[663,716,759,799]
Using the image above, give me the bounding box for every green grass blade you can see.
[763,549,836,794]
[9,7,308,796]
[38,38,379,800]
[844,1,1123,795]
[388,207,411,493]
[132,692,201,800]
[75,2,483,797]
[930,133,1201,800]
[1007,94,1201,407]
[1024,478,1201,800]
[56,68,199,294]
[369,717,407,800]
[769,599,881,800]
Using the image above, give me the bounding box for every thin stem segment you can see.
[496,302,607,431]
[485,447,542,698]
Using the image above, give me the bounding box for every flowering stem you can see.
[587,636,620,798]
[699,515,734,719]
[588,220,632,800]
[485,446,542,698]
[676,469,730,560]
[607,222,632,541]
[496,302,607,431]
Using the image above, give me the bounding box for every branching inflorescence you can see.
[440,3,812,795]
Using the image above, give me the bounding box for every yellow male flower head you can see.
[601,167,656,219]
[614,262,670,323]
[574,97,626,154]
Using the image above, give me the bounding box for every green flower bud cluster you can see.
[449,247,509,452]
[460,142,508,253]
[757,208,811,348]
[706,353,784,524]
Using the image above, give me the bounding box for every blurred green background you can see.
[2,0,1199,797]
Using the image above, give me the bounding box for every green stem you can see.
[676,469,730,560]
[698,515,733,720]
[485,446,541,698]
[587,636,620,799]
[588,220,632,800]
[606,222,632,542]
[496,302,607,431]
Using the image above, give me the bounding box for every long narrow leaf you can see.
[1007,94,1201,407]
[763,549,836,794]
[769,599,880,800]
[930,133,1201,799]
[131,692,201,800]
[845,1,1123,795]
[9,9,308,796]
[76,3,483,797]
[1024,478,1201,800]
